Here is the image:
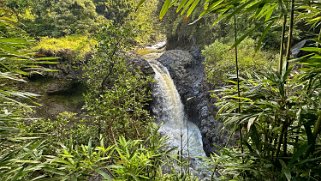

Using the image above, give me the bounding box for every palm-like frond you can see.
[0,7,56,150]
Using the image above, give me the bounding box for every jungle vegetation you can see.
[1,0,321,180]
[155,0,321,180]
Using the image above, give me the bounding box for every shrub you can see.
[202,38,277,87]
[22,112,97,153]
[21,0,106,37]
[212,68,321,180]
[0,123,182,181]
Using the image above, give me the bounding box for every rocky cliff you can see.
[156,49,225,155]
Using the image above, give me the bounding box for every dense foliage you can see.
[5,0,162,44]
[203,38,277,87]
[157,2,221,49]
[83,24,154,144]
[5,0,104,37]
[156,0,321,180]
[2,0,321,180]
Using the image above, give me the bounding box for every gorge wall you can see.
[155,49,225,155]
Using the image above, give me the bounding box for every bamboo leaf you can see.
[160,0,173,20]
[186,0,201,17]
[136,0,146,11]
[279,159,291,181]
[180,0,195,16]
[247,117,256,132]
[177,0,189,13]
[255,20,275,52]
[301,47,321,53]
[95,169,112,180]
[11,159,41,164]
[30,175,47,181]
[231,25,261,49]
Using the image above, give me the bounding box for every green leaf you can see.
[30,175,47,181]
[95,169,112,180]
[279,159,291,181]
[10,137,40,141]
[247,117,256,132]
[288,53,314,63]
[290,144,310,165]
[160,0,172,20]
[255,20,275,52]
[301,47,321,53]
[177,0,189,13]
[11,159,41,164]
[180,0,195,16]
[211,7,231,27]
[231,25,261,49]
[187,0,201,17]
[136,0,147,11]
[200,0,224,17]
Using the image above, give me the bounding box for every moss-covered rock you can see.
[18,36,94,118]
[33,35,97,62]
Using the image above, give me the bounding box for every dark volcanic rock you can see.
[129,57,155,75]
[157,49,225,155]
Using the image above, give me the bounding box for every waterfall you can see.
[149,60,206,157]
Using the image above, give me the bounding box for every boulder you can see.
[129,57,155,75]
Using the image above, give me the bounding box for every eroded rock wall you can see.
[18,49,87,118]
[156,49,225,155]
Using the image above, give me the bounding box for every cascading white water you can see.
[149,60,206,157]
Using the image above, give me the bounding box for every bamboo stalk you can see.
[282,0,295,158]
[285,0,295,71]
[279,14,287,74]
[276,122,285,159]
[313,112,321,138]
[234,14,244,163]
[283,122,288,156]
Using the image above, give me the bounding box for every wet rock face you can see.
[156,49,225,155]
